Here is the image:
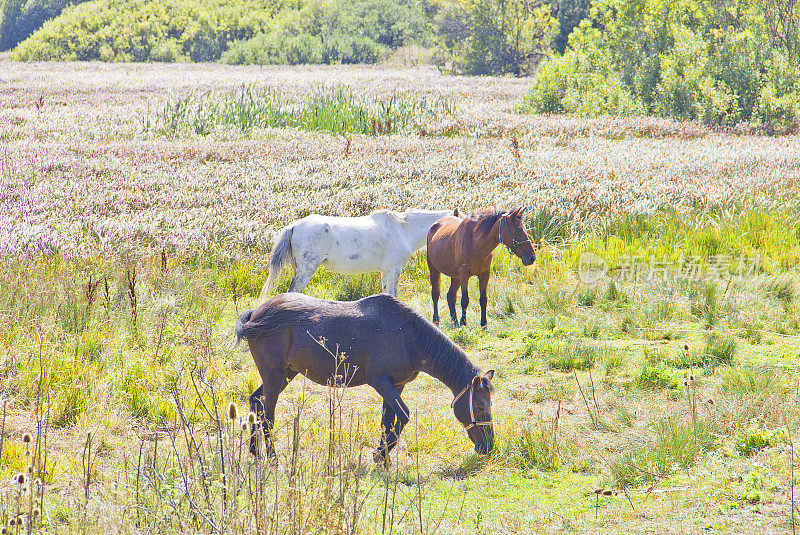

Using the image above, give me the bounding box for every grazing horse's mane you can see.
[473,210,507,238]
[393,299,481,390]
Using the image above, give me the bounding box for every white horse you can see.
[261,208,458,299]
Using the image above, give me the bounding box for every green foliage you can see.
[0,0,91,51]
[12,0,427,63]
[149,85,456,137]
[703,333,736,366]
[334,273,382,301]
[502,422,561,471]
[433,0,557,75]
[736,426,788,456]
[12,0,275,61]
[535,341,596,371]
[635,363,680,390]
[520,0,800,130]
[610,418,711,488]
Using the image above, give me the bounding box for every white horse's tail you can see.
[260,225,294,301]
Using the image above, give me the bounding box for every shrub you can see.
[610,418,711,488]
[12,0,274,61]
[635,363,680,390]
[503,422,561,471]
[519,0,800,131]
[736,426,789,456]
[0,0,92,51]
[703,333,736,366]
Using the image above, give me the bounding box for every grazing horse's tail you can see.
[234,309,254,346]
[260,225,294,301]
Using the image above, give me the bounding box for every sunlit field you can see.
[2,63,800,534]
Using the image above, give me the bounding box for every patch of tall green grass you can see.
[150,85,456,138]
[609,418,712,488]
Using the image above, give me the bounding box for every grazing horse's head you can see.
[499,207,535,266]
[452,370,495,454]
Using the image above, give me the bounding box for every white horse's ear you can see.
[453,208,459,217]
[484,370,495,382]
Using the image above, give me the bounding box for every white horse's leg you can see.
[287,266,317,293]
[383,267,402,296]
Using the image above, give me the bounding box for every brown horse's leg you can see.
[429,261,441,324]
[478,271,490,328]
[369,375,410,464]
[446,277,460,326]
[374,385,404,464]
[459,277,470,326]
[249,369,296,458]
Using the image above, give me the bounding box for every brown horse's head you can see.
[500,207,535,266]
[453,370,495,454]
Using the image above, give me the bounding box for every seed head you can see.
[602,489,613,496]
[593,488,603,494]
[2,526,7,533]
[32,508,40,518]
[22,433,32,444]
[689,374,695,382]
[16,473,27,485]
[27,464,33,474]
[240,421,248,431]
[247,411,257,424]
[707,398,715,406]
[227,402,238,421]
[683,344,689,352]
[9,518,16,527]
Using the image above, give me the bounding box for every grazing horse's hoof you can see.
[432,316,439,325]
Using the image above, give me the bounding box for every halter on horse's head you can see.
[452,370,495,453]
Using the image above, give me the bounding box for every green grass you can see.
[149,85,456,138]
[2,206,800,533]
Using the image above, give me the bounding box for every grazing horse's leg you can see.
[478,271,490,328]
[249,369,297,458]
[459,276,470,326]
[373,385,405,463]
[428,262,441,324]
[369,375,410,464]
[446,277,459,326]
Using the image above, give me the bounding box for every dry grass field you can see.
[2,63,800,534]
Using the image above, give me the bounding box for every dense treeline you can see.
[4,0,799,130]
[520,0,799,130]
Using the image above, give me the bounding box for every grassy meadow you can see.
[2,63,800,534]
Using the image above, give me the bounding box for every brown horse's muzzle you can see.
[520,253,535,266]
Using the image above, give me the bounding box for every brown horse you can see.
[427,208,535,327]
[235,293,496,462]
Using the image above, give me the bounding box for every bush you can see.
[636,363,680,390]
[703,333,736,366]
[519,0,800,131]
[0,0,91,51]
[610,418,711,488]
[12,0,275,61]
[222,32,323,65]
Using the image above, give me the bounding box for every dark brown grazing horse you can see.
[235,293,496,462]
[427,208,536,327]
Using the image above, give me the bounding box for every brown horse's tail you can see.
[235,309,254,346]
[260,224,293,301]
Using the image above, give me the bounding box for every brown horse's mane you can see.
[473,210,507,238]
